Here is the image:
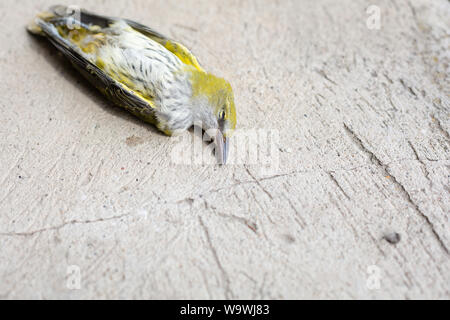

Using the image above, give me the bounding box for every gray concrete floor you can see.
[0,0,449,299]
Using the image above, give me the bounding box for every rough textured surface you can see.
[0,0,449,299]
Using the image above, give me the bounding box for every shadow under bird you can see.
[28,5,236,164]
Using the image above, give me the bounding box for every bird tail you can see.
[27,9,56,35]
[28,5,117,36]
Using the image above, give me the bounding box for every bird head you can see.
[188,70,236,164]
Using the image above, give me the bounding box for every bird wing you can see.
[123,20,205,72]
[31,8,159,124]
[71,6,205,72]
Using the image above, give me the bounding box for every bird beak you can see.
[215,130,229,165]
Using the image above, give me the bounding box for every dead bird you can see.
[28,5,236,164]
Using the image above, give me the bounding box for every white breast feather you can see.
[96,21,194,131]
[97,21,181,96]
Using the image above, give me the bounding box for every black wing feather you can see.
[51,5,169,42]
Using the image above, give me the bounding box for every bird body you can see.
[28,6,236,163]
[95,20,194,134]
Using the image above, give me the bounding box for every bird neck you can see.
[190,96,218,132]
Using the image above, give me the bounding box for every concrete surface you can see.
[0,0,449,299]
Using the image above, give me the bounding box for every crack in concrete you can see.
[216,212,258,234]
[343,123,449,255]
[408,140,432,186]
[0,213,132,237]
[244,166,274,200]
[170,157,448,206]
[198,216,233,299]
[316,69,338,85]
[433,116,450,142]
[399,78,417,98]
[327,171,351,200]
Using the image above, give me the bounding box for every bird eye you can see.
[219,110,226,120]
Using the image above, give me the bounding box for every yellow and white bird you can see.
[28,5,236,163]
